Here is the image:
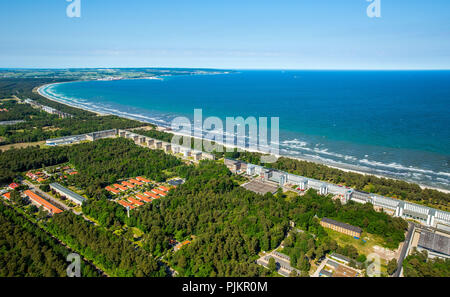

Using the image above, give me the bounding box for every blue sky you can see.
[1,0,449,69]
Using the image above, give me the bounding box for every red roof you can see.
[152,188,167,196]
[2,192,10,200]
[122,181,135,188]
[118,200,132,208]
[106,187,120,194]
[144,191,160,199]
[136,194,152,202]
[129,179,143,186]
[136,176,150,183]
[24,190,62,214]
[113,184,127,191]
[159,186,170,192]
[9,183,19,189]
[128,197,144,206]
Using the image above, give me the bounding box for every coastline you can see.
[37,81,450,195]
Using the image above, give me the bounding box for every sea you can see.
[39,70,450,190]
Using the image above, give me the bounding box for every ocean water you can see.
[40,70,450,190]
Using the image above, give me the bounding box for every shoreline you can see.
[37,81,450,195]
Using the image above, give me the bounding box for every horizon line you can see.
[1,67,450,71]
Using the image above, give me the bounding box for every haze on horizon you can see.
[1,0,449,70]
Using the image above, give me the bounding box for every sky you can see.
[0,0,449,69]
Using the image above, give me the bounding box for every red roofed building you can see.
[174,240,191,251]
[8,183,19,190]
[113,184,127,191]
[136,176,150,183]
[106,186,120,194]
[152,188,167,196]
[144,191,160,199]
[136,193,152,202]
[128,197,144,206]
[24,190,62,215]
[2,192,10,200]
[118,200,132,208]
[159,185,170,192]
[129,179,143,186]
[122,181,135,189]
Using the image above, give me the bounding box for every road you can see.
[23,180,70,211]
[394,223,415,277]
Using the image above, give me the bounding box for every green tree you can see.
[387,258,398,275]
[268,257,277,272]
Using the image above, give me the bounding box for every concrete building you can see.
[193,152,202,161]
[320,217,362,238]
[319,184,328,195]
[182,148,191,157]
[417,230,450,259]
[164,143,172,153]
[49,183,87,206]
[172,145,181,154]
[202,152,216,161]
[235,158,450,231]
[46,134,87,146]
[85,129,117,141]
[224,158,241,172]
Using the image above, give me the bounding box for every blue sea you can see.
[39,70,450,190]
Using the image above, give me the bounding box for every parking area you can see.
[241,179,279,195]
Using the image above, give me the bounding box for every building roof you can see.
[2,192,10,200]
[136,176,150,183]
[129,179,143,185]
[128,197,144,206]
[152,188,167,196]
[122,181,135,188]
[9,183,19,189]
[418,230,450,256]
[49,183,87,204]
[321,217,362,234]
[113,184,127,191]
[118,200,132,208]
[159,186,170,192]
[144,192,160,199]
[136,194,152,202]
[24,190,62,214]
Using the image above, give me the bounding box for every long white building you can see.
[243,160,450,232]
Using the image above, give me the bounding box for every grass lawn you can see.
[0,141,46,151]
[325,228,389,257]
[284,191,299,202]
[131,227,144,238]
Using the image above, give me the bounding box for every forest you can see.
[81,160,408,276]
[0,100,144,145]
[46,211,164,277]
[0,137,182,198]
[402,249,450,277]
[0,202,99,277]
